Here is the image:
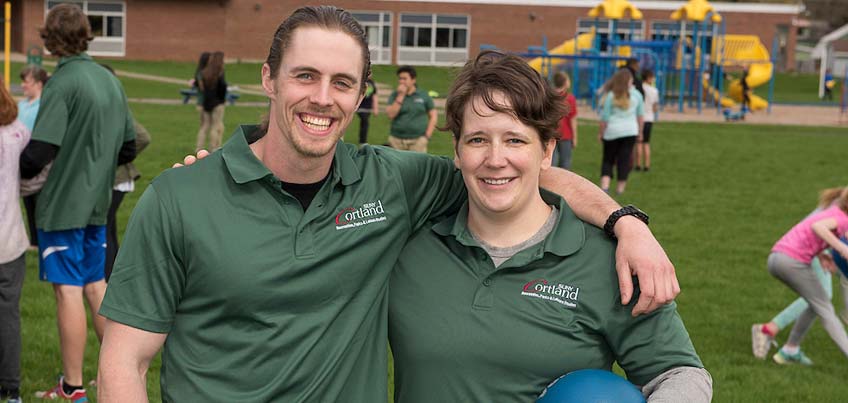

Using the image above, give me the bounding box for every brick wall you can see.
[14,0,798,70]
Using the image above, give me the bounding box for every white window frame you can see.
[351,11,392,65]
[398,13,469,66]
[45,1,126,57]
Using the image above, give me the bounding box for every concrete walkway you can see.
[7,53,844,125]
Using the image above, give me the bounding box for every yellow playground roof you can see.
[670,0,723,23]
[587,0,643,20]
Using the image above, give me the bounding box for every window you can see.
[352,11,392,65]
[45,1,125,56]
[398,13,469,66]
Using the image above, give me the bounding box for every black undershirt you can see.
[282,176,327,211]
[245,126,329,210]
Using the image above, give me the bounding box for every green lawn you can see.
[753,72,842,104]
[15,96,848,401]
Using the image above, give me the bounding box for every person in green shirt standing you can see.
[97,6,682,403]
[389,51,712,403]
[18,4,136,401]
[386,65,437,153]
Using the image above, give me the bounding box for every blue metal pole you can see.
[572,57,580,99]
[678,20,686,113]
[717,21,725,114]
[696,20,704,114]
[767,35,778,114]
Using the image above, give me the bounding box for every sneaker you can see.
[772,349,814,366]
[1,386,21,401]
[34,376,87,402]
[751,324,776,359]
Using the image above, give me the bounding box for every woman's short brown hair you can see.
[0,79,18,126]
[20,65,49,85]
[444,50,567,147]
[39,4,93,57]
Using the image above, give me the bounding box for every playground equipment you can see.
[721,35,772,111]
[516,0,659,110]
[527,32,595,74]
[484,0,777,115]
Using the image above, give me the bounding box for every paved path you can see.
[8,53,845,126]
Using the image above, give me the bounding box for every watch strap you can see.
[604,205,649,238]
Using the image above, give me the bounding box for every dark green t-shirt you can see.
[32,53,135,231]
[100,126,466,402]
[388,89,434,139]
[389,191,704,402]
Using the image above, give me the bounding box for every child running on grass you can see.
[752,187,848,362]
[757,186,848,365]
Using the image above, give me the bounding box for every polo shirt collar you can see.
[330,141,361,186]
[222,125,274,184]
[57,52,92,69]
[431,188,585,258]
[222,125,361,186]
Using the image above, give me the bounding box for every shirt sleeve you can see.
[604,300,704,386]
[568,95,578,118]
[99,184,186,333]
[635,91,645,118]
[425,94,435,111]
[31,87,69,147]
[600,94,612,122]
[123,108,137,143]
[378,148,467,233]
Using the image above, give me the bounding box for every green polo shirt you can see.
[388,191,703,403]
[100,125,465,402]
[31,52,135,231]
[388,88,434,139]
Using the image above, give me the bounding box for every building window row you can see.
[354,11,470,66]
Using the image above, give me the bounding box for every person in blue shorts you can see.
[18,4,135,400]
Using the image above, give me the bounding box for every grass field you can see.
[11,54,848,401]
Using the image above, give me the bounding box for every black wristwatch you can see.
[604,205,649,239]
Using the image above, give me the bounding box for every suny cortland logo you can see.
[335,200,388,230]
[521,279,580,308]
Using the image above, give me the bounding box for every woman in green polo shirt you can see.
[387,51,712,402]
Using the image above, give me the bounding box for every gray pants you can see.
[553,140,573,170]
[768,252,848,357]
[0,253,25,390]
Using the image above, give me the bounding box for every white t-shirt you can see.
[643,83,659,123]
[0,120,31,263]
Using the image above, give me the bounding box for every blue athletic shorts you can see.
[38,225,106,286]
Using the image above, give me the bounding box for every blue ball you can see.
[537,369,646,403]
[832,236,848,278]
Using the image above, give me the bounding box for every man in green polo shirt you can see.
[98,6,680,402]
[386,65,437,152]
[18,4,135,401]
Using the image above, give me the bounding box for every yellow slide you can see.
[720,35,772,111]
[529,32,596,75]
[703,77,737,108]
